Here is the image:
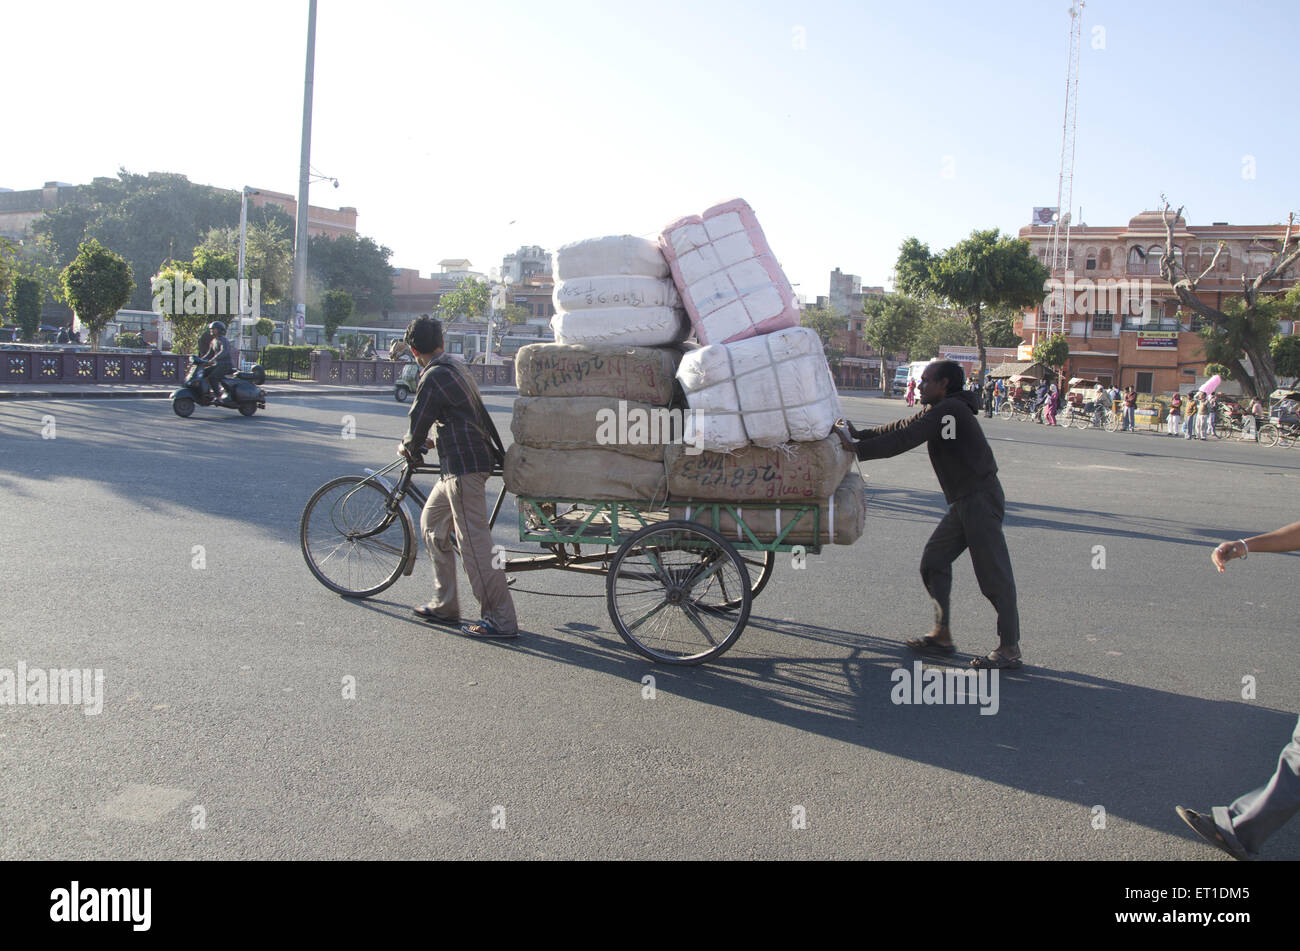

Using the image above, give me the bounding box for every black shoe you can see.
[1175,806,1250,860]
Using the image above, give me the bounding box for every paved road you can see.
[0,392,1296,861]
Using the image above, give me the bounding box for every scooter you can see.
[172,356,267,418]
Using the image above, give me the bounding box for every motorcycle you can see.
[172,356,267,418]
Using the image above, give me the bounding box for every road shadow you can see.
[498,609,1296,854]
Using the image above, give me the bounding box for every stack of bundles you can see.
[550,235,690,348]
[676,326,841,453]
[664,438,866,546]
[660,198,799,345]
[504,341,681,501]
[656,197,862,546]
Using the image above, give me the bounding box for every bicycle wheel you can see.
[1259,424,1282,448]
[606,521,751,665]
[301,476,413,598]
[998,403,1014,420]
[1103,410,1121,432]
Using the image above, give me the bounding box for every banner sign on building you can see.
[1136,331,1178,349]
[1032,207,1059,227]
[1016,344,1035,361]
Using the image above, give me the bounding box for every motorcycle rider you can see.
[199,321,234,404]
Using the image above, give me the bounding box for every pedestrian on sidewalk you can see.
[1122,387,1138,432]
[1176,519,1300,860]
[1168,392,1182,436]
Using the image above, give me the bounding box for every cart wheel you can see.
[1103,410,1121,432]
[998,403,1014,420]
[300,476,413,598]
[1259,424,1281,447]
[717,550,775,611]
[606,520,751,665]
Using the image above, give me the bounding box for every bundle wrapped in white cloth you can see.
[676,326,843,452]
[550,306,688,348]
[550,237,689,347]
[555,235,670,281]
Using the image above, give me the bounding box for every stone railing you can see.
[308,351,515,388]
[0,346,187,385]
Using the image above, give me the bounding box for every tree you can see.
[1270,333,1300,383]
[151,262,212,356]
[60,239,134,350]
[322,289,355,342]
[34,170,240,311]
[1204,362,1235,381]
[194,220,293,309]
[8,276,44,342]
[254,317,274,341]
[983,303,1025,348]
[895,229,1049,383]
[307,233,394,316]
[862,293,923,388]
[799,303,849,368]
[909,312,974,361]
[499,303,531,326]
[1159,201,1300,400]
[1033,334,1070,387]
[439,277,491,322]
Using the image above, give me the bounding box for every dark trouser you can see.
[203,364,232,401]
[920,477,1019,650]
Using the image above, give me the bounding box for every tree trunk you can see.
[880,355,888,396]
[971,305,987,387]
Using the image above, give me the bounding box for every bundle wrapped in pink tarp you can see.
[659,198,799,345]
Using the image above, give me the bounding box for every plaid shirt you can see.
[402,355,499,475]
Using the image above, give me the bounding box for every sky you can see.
[5,0,1297,298]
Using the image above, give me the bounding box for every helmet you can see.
[209,321,227,336]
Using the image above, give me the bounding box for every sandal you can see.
[970,650,1023,670]
[905,635,956,657]
[460,620,519,639]
[413,605,461,627]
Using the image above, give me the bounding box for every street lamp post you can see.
[237,186,260,359]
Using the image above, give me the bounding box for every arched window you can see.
[1185,248,1200,274]
[1146,246,1163,276]
[1085,247,1097,271]
[1219,249,1232,274]
[1127,247,1144,274]
[1099,247,1112,270]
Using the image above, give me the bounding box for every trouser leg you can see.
[962,484,1020,650]
[1214,714,1300,856]
[446,471,517,634]
[919,506,967,630]
[420,476,460,616]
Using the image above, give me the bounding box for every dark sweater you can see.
[850,390,999,503]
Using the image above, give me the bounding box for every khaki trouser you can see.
[420,471,517,634]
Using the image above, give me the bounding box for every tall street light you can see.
[237,186,260,359]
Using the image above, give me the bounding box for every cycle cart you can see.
[299,457,824,666]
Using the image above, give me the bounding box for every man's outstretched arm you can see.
[842,404,946,461]
[1212,519,1300,571]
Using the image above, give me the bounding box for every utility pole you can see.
[290,0,318,348]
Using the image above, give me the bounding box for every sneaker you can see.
[1175,806,1250,860]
